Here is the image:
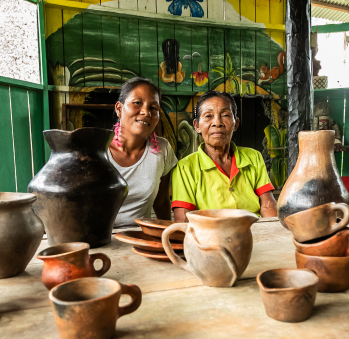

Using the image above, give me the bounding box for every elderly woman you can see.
[108,77,177,227]
[172,91,277,222]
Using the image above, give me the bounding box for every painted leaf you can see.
[271,156,287,187]
[264,125,282,157]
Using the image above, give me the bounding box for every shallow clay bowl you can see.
[132,247,184,262]
[257,268,319,323]
[293,228,349,257]
[114,231,183,252]
[295,250,349,293]
[135,218,185,241]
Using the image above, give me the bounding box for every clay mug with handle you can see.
[284,202,349,243]
[49,277,142,339]
[162,209,259,287]
[37,242,111,290]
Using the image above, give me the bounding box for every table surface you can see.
[1,219,349,339]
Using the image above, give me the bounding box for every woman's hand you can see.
[259,191,277,217]
[153,172,172,220]
[173,207,191,222]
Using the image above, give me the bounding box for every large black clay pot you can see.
[278,130,349,229]
[28,128,128,248]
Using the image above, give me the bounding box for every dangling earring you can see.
[113,122,122,147]
[150,131,160,153]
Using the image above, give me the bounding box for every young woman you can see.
[172,90,277,222]
[108,77,177,227]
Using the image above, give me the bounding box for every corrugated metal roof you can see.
[312,0,349,23]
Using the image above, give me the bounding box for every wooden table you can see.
[1,219,349,338]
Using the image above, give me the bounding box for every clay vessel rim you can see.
[292,228,349,247]
[284,202,340,221]
[44,127,113,135]
[187,209,259,222]
[256,268,319,292]
[0,192,36,206]
[49,277,121,305]
[299,130,335,136]
[37,242,90,258]
[296,250,349,261]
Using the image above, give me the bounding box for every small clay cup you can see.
[49,277,142,339]
[37,242,111,290]
[295,250,349,292]
[257,268,319,323]
[293,228,349,257]
[284,202,349,242]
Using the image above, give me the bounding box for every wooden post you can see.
[286,0,313,176]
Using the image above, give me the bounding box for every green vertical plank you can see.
[192,26,208,92]
[158,22,176,93]
[120,17,140,83]
[101,15,122,87]
[29,90,44,174]
[225,28,241,95]
[208,27,224,91]
[139,20,159,86]
[0,85,16,192]
[173,24,192,93]
[64,10,85,87]
[10,87,33,192]
[82,12,103,87]
[241,30,256,96]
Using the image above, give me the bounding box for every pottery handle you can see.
[331,203,349,233]
[118,283,142,318]
[90,253,111,277]
[162,223,189,271]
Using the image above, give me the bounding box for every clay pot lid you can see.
[37,242,90,258]
[0,192,36,207]
[134,218,176,229]
[114,231,183,250]
[49,277,121,305]
[257,268,319,292]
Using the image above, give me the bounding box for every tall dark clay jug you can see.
[278,130,349,229]
[28,128,128,248]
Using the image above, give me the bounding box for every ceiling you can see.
[312,0,349,23]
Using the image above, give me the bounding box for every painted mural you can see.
[45,0,287,186]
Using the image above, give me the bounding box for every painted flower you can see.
[166,0,204,18]
[191,62,208,87]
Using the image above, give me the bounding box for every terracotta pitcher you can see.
[162,209,259,287]
[37,242,111,290]
[28,128,128,248]
[0,193,44,279]
[277,130,349,229]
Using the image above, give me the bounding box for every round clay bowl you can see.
[135,218,185,241]
[114,231,183,252]
[257,268,318,323]
[293,228,349,257]
[295,250,349,293]
[132,247,185,262]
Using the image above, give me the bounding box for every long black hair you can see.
[194,91,237,123]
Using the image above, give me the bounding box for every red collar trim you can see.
[212,155,239,181]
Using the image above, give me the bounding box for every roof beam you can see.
[311,0,349,14]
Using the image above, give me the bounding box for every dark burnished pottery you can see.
[37,242,111,290]
[49,277,142,339]
[28,128,128,248]
[278,130,349,229]
[257,268,318,323]
[0,193,44,279]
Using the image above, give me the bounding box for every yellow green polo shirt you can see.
[171,142,274,216]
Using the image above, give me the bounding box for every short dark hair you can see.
[194,91,238,123]
[118,77,161,104]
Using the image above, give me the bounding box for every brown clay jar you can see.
[293,228,349,257]
[37,242,111,290]
[49,277,142,339]
[277,130,349,229]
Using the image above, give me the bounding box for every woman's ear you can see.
[233,117,240,132]
[193,119,201,134]
[115,102,122,119]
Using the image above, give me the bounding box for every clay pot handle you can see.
[118,283,142,318]
[89,253,111,277]
[162,223,189,271]
[331,203,349,233]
